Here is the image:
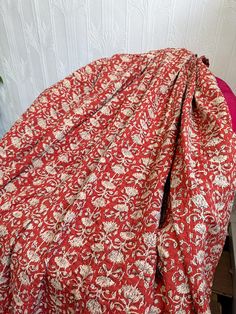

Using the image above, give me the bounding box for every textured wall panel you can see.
[0,0,236,137]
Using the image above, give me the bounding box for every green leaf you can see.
[0,76,3,84]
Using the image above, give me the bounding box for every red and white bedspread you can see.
[0,48,235,313]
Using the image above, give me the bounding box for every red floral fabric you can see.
[0,48,235,314]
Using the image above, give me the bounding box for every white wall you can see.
[0,0,236,137]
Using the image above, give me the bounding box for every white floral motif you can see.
[11,137,21,148]
[19,272,30,285]
[114,204,129,212]
[195,250,205,264]
[194,223,206,234]
[148,306,162,314]
[69,236,83,247]
[131,210,143,219]
[81,218,94,227]
[78,191,86,200]
[45,165,57,175]
[80,265,93,278]
[86,299,102,313]
[125,187,138,197]
[96,276,115,287]
[120,231,135,240]
[55,257,70,268]
[157,245,169,259]
[91,243,104,252]
[122,108,133,117]
[51,278,63,290]
[0,225,8,236]
[140,119,148,130]
[132,134,142,145]
[215,202,225,211]
[64,211,76,223]
[5,182,16,192]
[92,197,106,207]
[88,173,97,183]
[101,180,116,189]
[198,280,207,292]
[121,148,133,158]
[1,256,10,266]
[171,176,181,188]
[192,194,208,209]
[72,289,82,300]
[112,164,125,174]
[143,232,156,247]
[26,250,40,262]
[210,155,227,163]
[176,283,190,294]
[80,131,91,140]
[40,230,54,242]
[121,285,142,302]
[134,260,154,275]
[1,202,10,211]
[38,118,47,129]
[0,148,6,158]
[211,244,222,254]
[108,250,124,263]
[209,224,221,235]
[213,174,229,187]
[13,294,23,306]
[103,221,118,233]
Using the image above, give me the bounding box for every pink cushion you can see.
[216,77,236,132]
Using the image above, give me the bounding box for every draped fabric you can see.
[0,48,235,314]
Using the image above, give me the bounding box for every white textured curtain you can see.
[0,0,236,137]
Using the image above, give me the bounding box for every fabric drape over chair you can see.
[0,48,235,313]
